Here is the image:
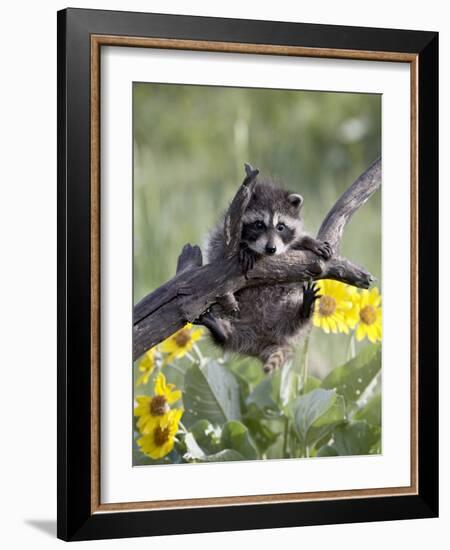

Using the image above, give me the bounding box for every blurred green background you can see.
[133,83,381,377]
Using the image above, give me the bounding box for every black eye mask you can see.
[242,221,266,242]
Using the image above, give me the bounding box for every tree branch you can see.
[317,157,382,252]
[133,158,381,360]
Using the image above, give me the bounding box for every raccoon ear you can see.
[288,193,303,210]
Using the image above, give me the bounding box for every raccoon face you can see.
[241,192,304,256]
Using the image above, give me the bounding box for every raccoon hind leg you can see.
[193,310,231,346]
[261,346,293,374]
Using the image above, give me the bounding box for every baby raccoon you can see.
[198,166,332,374]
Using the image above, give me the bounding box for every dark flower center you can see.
[360,305,377,325]
[154,426,170,447]
[319,295,336,317]
[175,329,190,347]
[150,395,168,416]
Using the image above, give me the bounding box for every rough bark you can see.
[133,158,381,360]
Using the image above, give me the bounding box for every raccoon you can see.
[198,166,332,374]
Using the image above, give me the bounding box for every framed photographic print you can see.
[57,8,438,541]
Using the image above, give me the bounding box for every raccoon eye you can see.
[254,221,265,230]
[276,223,286,232]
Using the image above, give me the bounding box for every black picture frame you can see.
[57,7,438,542]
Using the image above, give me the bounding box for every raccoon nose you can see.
[265,245,276,255]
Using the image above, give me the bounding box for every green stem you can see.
[346,332,356,360]
[350,333,356,359]
[179,421,189,434]
[192,343,205,364]
[184,351,197,364]
[283,417,290,458]
[300,326,312,394]
[291,429,302,459]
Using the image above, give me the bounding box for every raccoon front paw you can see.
[239,243,258,275]
[300,281,321,319]
[312,240,332,260]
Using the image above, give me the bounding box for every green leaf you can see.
[330,421,380,456]
[265,436,284,459]
[316,444,339,457]
[303,376,322,394]
[354,393,382,426]
[227,356,265,388]
[221,420,259,460]
[182,432,245,463]
[370,439,382,454]
[279,360,297,406]
[246,376,279,413]
[183,361,241,427]
[243,410,281,453]
[321,344,381,406]
[197,449,244,462]
[291,389,346,450]
[189,419,221,454]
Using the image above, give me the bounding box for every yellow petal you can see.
[336,318,349,334]
[170,408,183,426]
[368,287,381,305]
[191,328,204,341]
[137,416,155,434]
[167,389,182,404]
[367,325,377,343]
[135,395,149,404]
[327,317,337,333]
[134,396,150,416]
[360,290,369,308]
[355,323,366,341]
[154,372,167,395]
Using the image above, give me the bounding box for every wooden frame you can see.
[57,8,438,541]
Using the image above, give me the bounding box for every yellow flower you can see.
[352,287,382,343]
[137,408,183,460]
[154,371,182,404]
[134,372,182,434]
[159,323,203,362]
[313,279,356,334]
[136,347,158,386]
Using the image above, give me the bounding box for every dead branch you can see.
[133,158,381,360]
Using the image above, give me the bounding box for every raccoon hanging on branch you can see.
[133,158,381,367]
[202,164,332,373]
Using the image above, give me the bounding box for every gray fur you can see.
[204,178,328,374]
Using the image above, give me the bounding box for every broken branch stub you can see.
[223,163,259,257]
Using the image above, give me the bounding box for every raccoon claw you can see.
[239,243,258,275]
[192,309,212,325]
[300,281,321,319]
[304,261,323,278]
[315,240,332,260]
